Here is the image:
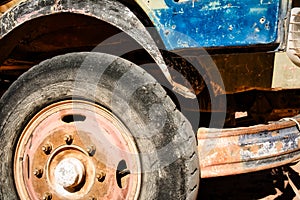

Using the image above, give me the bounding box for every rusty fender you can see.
[198,115,300,178]
[0,0,195,99]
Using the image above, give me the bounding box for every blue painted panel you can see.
[148,0,280,50]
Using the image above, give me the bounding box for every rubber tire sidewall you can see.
[0,52,199,200]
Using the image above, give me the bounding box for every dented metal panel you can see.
[136,0,281,50]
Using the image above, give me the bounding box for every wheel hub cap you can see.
[14,100,141,200]
[54,157,85,190]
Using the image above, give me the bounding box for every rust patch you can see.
[276,141,283,152]
[0,0,21,14]
[198,115,300,178]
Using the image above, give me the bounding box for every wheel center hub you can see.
[14,100,141,200]
[54,157,85,191]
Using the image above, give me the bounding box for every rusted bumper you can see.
[198,115,300,178]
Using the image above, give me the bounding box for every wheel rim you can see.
[14,100,141,200]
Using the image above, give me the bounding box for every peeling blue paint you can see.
[239,127,300,161]
[147,0,280,50]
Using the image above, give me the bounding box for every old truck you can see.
[0,0,300,199]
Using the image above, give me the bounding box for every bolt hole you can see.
[116,160,130,188]
[62,114,86,123]
[265,23,270,30]
[260,17,266,24]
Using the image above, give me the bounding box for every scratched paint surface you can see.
[137,0,280,50]
[239,127,300,161]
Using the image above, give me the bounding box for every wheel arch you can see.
[0,0,196,99]
[0,0,163,65]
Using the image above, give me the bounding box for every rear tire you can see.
[0,52,199,199]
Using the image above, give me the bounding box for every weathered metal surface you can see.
[198,115,300,178]
[273,52,300,88]
[14,100,141,199]
[213,52,275,93]
[171,50,275,94]
[137,0,281,50]
[0,0,195,99]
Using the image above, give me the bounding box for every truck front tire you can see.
[0,52,199,199]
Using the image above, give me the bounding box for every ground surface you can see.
[198,163,300,200]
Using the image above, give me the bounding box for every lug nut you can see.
[96,171,106,182]
[43,192,52,200]
[64,135,73,145]
[42,143,52,155]
[87,145,95,156]
[33,168,43,178]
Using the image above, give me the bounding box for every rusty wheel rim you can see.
[14,100,141,200]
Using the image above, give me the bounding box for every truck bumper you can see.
[198,115,300,178]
